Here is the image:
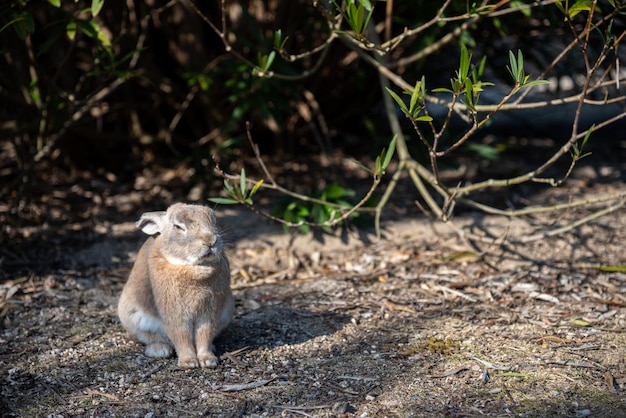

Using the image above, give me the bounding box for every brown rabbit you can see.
[118,203,234,369]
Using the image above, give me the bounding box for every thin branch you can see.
[374,160,404,237]
[279,33,338,62]
[451,49,624,196]
[458,191,626,217]
[519,198,625,243]
[436,85,520,158]
[384,0,393,43]
[202,0,626,244]
[244,122,276,187]
[381,0,453,53]
[368,25,444,227]
[165,54,229,146]
[187,0,334,81]
[391,12,480,69]
[488,0,556,17]
[213,123,384,230]
[515,6,619,103]
[232,175,381,230]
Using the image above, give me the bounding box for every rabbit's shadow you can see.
[217,306,351,352]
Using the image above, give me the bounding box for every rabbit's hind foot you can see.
[145,343,174,358]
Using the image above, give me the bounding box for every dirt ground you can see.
[2,177,626,417]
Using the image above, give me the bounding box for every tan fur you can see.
[118,203,234,369]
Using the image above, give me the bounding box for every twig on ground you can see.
[272,404,333,412]
[212,378,275,392]
[519,199,625,243]
[471,356,512,371]
[436,285,477,303]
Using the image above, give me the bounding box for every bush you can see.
[2,0,625,242]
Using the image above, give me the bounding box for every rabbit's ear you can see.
[136,211,167,235]
[208,208,217,223]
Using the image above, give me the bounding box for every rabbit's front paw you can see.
[145,343,173,358]
[178,356,200,369]
[198,352,219,368]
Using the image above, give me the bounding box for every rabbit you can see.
[118,203,235,369]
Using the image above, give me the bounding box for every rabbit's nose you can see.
[201,233,217,246]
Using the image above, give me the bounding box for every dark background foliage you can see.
[1,1,624,252]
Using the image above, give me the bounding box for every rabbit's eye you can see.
[173,223,187,232]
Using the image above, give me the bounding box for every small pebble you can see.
[332,401,349,414]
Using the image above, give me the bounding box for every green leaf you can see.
[342,0,373,35]
[463,78,474,108]
[555,0,565,14]
[47,0,61,7]
[466,143,499,161]
[265,50,275,70]
[459,44,470,80]
[477,55,487,79]
[572,124,594,160]
[571,318,592,327]
[415,115,433,122]
[521,79,550,88]
[197,75,210,91]
[474,4,498,15]
[408,77,427,116]
[76,19,98,38]
[374,155,382,175]
[37,28,63,56]
[274,29,282,47]
[91,0,105,16]
[597,265,626,272]
[0,14,25,37]
[223,179,234,195]
[28,78,40,104]
[355,2,365,33]
[343,2,356,32]
[239,168,247,196]
[348,157,374,175]
[323,183,348,200]
[208,197,240,205]
[285,202,310,221]
[357,0,372,11]
[66,20,77,40]
[72,19,111,47]
[511,0,532,17]
[507,50,518,82]
[336,199,353,209]
[273,30,288,50]
[312,204,330,223]
[362,5,374,35]
[382,135,397,170]
[409,81,420,115]
[581,123,594,149]
[568,0,593,18]
[250,179,264,196]
[97,28,111,47]
[385,87,408,115]
[451,78,463,93]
